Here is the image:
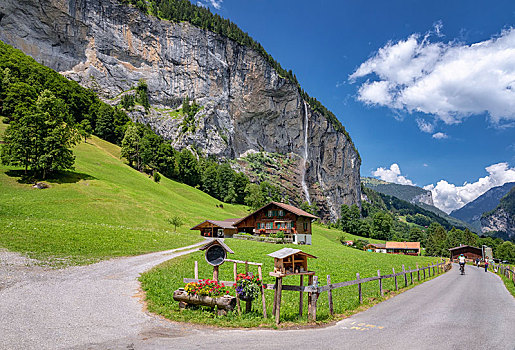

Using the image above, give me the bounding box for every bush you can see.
[153,172,161,183]
[353,239,370,251]
[276,231,284,239]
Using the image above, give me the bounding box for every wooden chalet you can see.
[449,245,483,262]
[190,218,240,238]
[364,243,386,253]
[385,241,420,256]
[233,202,318,245]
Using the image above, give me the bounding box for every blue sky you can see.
[196,0,515,213]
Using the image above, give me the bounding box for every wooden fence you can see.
[264,260,450,322]
[492,263,515,286]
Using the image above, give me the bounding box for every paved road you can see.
[2,250,514,350]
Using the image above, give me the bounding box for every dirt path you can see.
[0,243,205,350]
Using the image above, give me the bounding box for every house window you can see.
[303,222,308,231]
[279,210,284,217]
[266,222,273,229]
[268,210,273,217]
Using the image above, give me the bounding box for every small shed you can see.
[190,218,240,238]
[364,243,386,253]
[268,248,317,277]
[449,245,483,262]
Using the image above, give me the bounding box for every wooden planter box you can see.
[173,289,236,315]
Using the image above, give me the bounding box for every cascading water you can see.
[301,101,311,205]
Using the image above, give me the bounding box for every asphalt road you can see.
[1,249,514,350]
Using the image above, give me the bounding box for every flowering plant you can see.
[234,273,262,300]
[184,279,231,297]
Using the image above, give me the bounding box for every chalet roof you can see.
[234,201,318,226]
[448,245,481,251]
[386,241,421,250]
[267,248,317,259]
[366,243,386,249]
[199,238,234,254]
[190,218,241,230]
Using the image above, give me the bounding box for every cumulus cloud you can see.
[424,162,515,213]
[349,27,515,127]
[372,163,415,186]
[432,132,448,139]
[197,0,223,9]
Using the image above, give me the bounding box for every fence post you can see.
[275,277,283,325]
[258,265,267,319]
[299,275,304,318]
[377,270,383,297]
[428,264,431,277]
[433,264,436,276]
[327,275,334,316]
[309,276,319,322]
[393,267,398,291]
[194,261,198,279]
[402,265,407,287]
[423,266,426,279]
[357,272,362,304]
[234,262,241,315]
[409,267,413,284]
[417,264,420,281]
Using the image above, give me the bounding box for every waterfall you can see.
[301,101,311,205]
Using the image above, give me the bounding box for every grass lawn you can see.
[140,229,443,327]
[0,124,247,265]
[497,266,515,298]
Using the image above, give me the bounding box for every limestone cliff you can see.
[0,0,361,220]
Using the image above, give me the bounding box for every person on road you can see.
[459,254,466,274]
[476,258,480,268]
[484,256,489,272]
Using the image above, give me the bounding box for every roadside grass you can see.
[497,266,515,298]
[0,125,247,265]
[140,230,442,328]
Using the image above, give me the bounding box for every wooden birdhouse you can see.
[268,248,317,277]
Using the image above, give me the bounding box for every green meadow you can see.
[140,231,441,327]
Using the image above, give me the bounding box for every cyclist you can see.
[458,254,466,274]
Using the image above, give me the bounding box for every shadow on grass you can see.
[5,170,96,184]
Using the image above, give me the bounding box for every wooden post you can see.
[357,272,362,304]
[433,265,435,276]
[428,264,431,277]
[233,262,241,315]
[307,274,313,318]
[272,278,279,317]
[194,261,199,279]
[417,264,420,281]
[258,265,267,318]
[309,276,318,322]
[393,267,398,291]
[213,265,219,282]
[377,270,383,297]
[245,299,252,313]
[327,275,334,316]
[275,277,283,325]
[409,267,413,285]
[402,265,407,287]
[423,267,426,279]
[299,275,304,317]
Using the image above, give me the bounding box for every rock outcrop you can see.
[0,0,361,220]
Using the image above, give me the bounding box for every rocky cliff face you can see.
[481,208,514,239]
[0,0,361,220]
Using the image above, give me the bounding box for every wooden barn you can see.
[233,202,318,245]
[385,241,421,256]
[190,218,240,238]
[449,245,483,262]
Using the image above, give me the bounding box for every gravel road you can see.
[1,249,514,350]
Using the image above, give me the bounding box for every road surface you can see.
[1,248,514,350]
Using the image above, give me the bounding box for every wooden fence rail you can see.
[184,260,451,323]
[492,263,515,286]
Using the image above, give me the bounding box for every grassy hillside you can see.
[0,123,247,265]
[140,227,441,327]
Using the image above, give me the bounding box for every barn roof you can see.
[448,245,481,251]
[233,201,318,226]
[366,243,386,249]
[267,248,317,259]
[199,238,234,254]
[190,218,240,230]
[386,241,421,250]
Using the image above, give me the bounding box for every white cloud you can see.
[432,132,448,139]
[372,163,415,186]
[416,118,434,133]
[349,27,515,127]
[424,162,515,213]
[197,0,222,9]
